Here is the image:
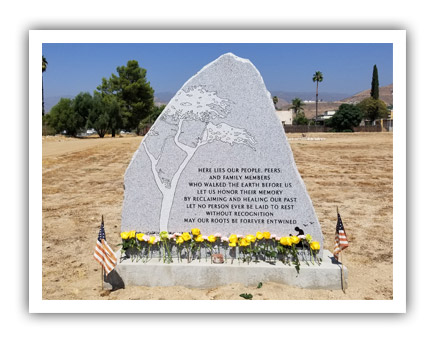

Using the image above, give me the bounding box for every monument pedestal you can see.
[105,250,347,290]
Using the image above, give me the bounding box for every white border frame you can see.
[30,30,406,313]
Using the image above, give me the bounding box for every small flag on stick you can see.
[93,216,117,275]
[333,209,349,261]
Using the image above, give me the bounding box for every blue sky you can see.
[42,43,393,99]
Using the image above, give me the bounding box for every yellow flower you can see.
[256,232,264,240]
[246,234,256,243]
[263,232,271,240]
[195,234,204,242]
[310,241,320,251]
[239,238,250,247]
[229,234,238,243]
[148,236,156,245]
[305,234,313,243]
[191,228,201,236]
[280,237,292,246]
[182,232,191,241]
[208,235,216,243]
[128,230,136,239]
[136,233,145,241]
[229,242,237,247]
[290,235,300,245]
[176,236,184,244]
[121,232,129,240]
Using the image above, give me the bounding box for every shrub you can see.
[327,104,363,132]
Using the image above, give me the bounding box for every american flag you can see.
[93,217,117,274]
[333,212,348,261]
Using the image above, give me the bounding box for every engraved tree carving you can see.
[143,86,257,231]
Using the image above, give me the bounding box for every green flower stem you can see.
[300,240,309,266]
[291,245,300,273]
[187,242,191,263]
[309,244,314,265]
[163,239,171,263]
[168,241,172,263]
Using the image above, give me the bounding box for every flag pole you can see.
[101,266,105,291]
[336,206,346,293]
[101,215,104,291]
[340,251,346,293]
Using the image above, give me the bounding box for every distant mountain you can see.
[340,84,393,105]
[271,91,350,103]
[276,84,393,119]
[155,92,175,103]
[154,91,351,110]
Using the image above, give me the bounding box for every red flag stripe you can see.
[94,246,114,270]
[93,249,104,263]
[101,240,117,263]
[95,244,115,270]
[94,241,116,273]
[93,252,112,273]
[96,240,116,260]
[94,251,115,273]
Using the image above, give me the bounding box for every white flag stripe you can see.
[96,240,116,260]
[98,249,115,271]
[94,241,116,274]
[102,240,117,263]
[95,252,115,273]
[94,245,106,260]
[94,221,117,275]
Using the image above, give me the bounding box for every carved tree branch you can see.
[173,119,195,154]
[142,140,165,194]
[197,124,209,147]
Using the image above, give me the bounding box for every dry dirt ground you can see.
[42,132,393,300]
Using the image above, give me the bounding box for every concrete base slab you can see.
[104,250,347,290]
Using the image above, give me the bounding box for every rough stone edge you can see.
[121,53,324,240]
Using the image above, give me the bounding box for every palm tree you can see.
[312,71,323,125]
[290,97,304,117]
[42,56,48,116]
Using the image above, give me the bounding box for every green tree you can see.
[87,92,123,138]
[312,71,323,125]
[138,104,166,135]
[45,98,79,136]
[42,56,48,116]
[42,115,56,136]
[326,104,363,132]
[357,97,388,124]
[293,111,309,125]
[290,97,305,117]
[93,75,123,137]
[105,94,123,137]
[272,96,278,108]
[87,93,109,138]
[371,64,379,100]
[99,60,154,132]
[73,92,93,127]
